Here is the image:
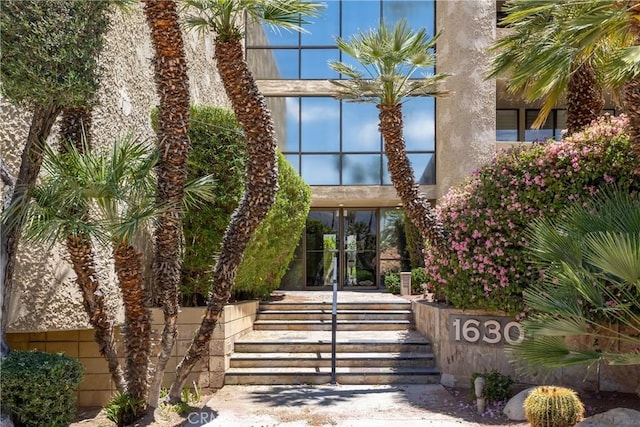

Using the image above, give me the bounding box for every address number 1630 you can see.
[448,315,524,345]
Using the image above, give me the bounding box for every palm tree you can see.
[0,0,110,357]
[488,0,610,136]
[329,19,449,253]
[167,0,323,402]
[509,188,640,374]
[558,0,640,165]
[140,0,192,407]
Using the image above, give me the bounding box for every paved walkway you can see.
[184,384,504,427]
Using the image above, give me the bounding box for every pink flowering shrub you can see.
[426,114,639,314]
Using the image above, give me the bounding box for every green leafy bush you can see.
[0,351,84,426]
[104,391,143,427]
[153,105,311,302]
[411,268,427,294]
[152,105,246,304]
[426,114,639,314]
[470,370,514,403]
[384,272,401,294]
[234,152,311,299]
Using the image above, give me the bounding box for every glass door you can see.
[343,210,377,289]
[304,209,378,289]
[305,210,340,288]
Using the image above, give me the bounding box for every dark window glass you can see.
[555,109,567,139]
[383,153,435,185]
[342,102,381,152]
[300,97,340,152]
[525,109,553,142]
[285,154,300,174]
[301,154,341,185]
[383,0,434,33]
[403,98,435,151]
[301,49,340,79]
[496,109,518,141]
[341,1,380,38]
[301,3,339,46]
[267,97,300,151]
[247,49,298,79]
[247,18,299,46]
[342,154,382,185]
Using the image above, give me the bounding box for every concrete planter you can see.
[412,300,640,394]
[6,300,260,406]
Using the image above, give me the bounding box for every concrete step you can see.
[253,319,413,331]
[229,352,434,368]
[259,302,411,312]
[256,310,412,321]
[224,367,440,385]
[234,340,431,354]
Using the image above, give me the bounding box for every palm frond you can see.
[507,336,602,369]
[331,18,448,107]
[183,174,216,210]
[583,232,640,286]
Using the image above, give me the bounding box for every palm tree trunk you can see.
[67,234,126,391]
[624,78,640,173]
[59,107,93,150]
[141,0,191,407]
[59,107,125,390]
[114,243,152,414]
[0,160,15,358]
[565,63,603,136]
[628,2,640,173]
[168,39,278,403]
[378,104,446,254]
[1,104,61,357]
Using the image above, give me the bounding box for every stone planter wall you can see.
[412,300,640,394]
[6,301,259,406]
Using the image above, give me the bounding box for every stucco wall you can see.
[436,0,496,198]
[1,5,229,332]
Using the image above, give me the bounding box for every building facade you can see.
[247,0,497,291]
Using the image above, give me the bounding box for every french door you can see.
[305,209,377,289]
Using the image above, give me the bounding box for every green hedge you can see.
[234,152,311,299]
[152,105,310,302]
[0,351,84,426]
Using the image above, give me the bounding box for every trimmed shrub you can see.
[426,114,639,314]
[470,370,514,403]
[234,152,311,299]
[411,267,427,294]
[153,105,311,302]
[0,351,84,426]
[384,272,401,294]
[152,105,245,305]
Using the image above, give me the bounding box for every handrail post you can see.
[331,278,337,385]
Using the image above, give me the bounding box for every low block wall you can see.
[6,301,258,406]
[412,300,640,394]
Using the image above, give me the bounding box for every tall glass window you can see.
[246,1,436,80]
[269,96,435,185]
[248,0,436,186]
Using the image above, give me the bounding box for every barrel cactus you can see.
[524,386,585,427]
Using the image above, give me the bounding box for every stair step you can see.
[257,310,412,321]
[259,302,411,311]
[230,352,434,368]
[224,367,440,385]
[253,320,413,331]
[234,341,431,354]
